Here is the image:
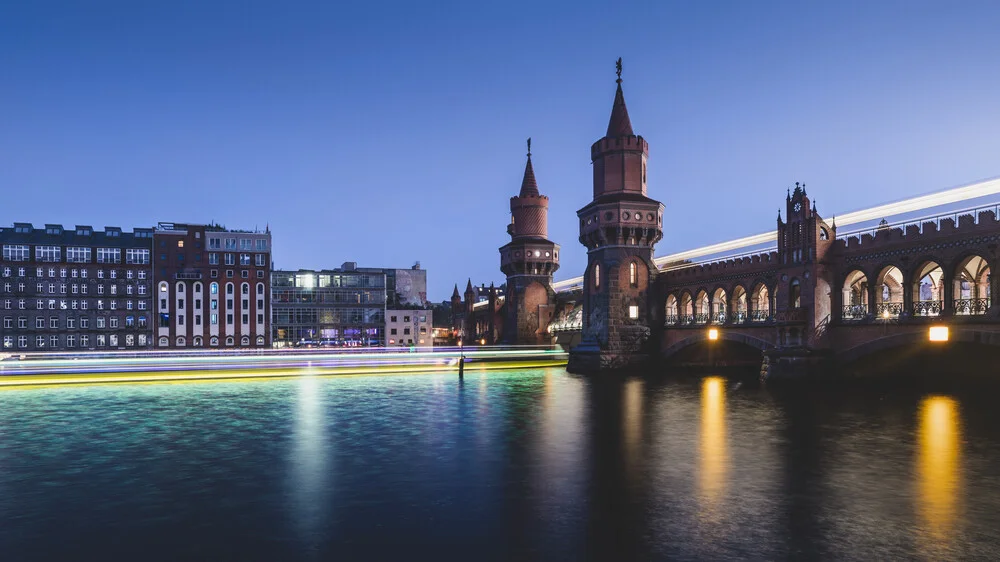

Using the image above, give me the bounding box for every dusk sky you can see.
[3,1,1000,301]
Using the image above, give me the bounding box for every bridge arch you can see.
[662,330,776,360]
[840,328,1000,366]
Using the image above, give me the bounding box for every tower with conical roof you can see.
[499,139,560,344]
[568,59,664,372]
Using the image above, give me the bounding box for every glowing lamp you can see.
[882,310,890,319]
[928,326,949,342]
[480,339,486,345]
[707,328,719,341]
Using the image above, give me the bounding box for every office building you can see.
[385,309,433,347]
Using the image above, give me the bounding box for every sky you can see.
[3,1,1000,301]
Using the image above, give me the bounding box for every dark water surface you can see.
[1,369,999,561]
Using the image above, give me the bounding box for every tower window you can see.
[629,262,638,287]
[629,305,639,319]
[594,264,601,289]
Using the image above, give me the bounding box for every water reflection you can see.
[622,378,644,481]
[289,375,330,549]
[699,376,728,516]
[916,395,961,551]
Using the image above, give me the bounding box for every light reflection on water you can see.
[917,395,961,556]
[0,369,997,561]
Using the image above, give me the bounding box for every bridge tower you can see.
[462,279,475,345]
[568,60,664,373]
[774,183,836,346]
[499,140,560,344]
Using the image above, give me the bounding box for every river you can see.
[1,368,998,561]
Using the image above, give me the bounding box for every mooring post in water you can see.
[459,355,465,379]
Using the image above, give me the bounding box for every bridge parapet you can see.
[836,206,1000,254]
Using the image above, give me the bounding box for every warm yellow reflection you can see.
[916,395,961,547]
[623,378,644,478]
[699,376,728,513]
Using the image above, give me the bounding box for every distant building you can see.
[271,263,387,347]
[153,222,272,348]
[385,263,428,308]
[385,309,433,347]
[0,222,154,352]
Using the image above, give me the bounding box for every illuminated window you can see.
[629,305,639,319]
[178,240,184,248]
[629,262,637,287]
[594,264,600,288]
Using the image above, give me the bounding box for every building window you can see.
[594,264,600,288]
[2,245,30,262]
[96,248,121,264]
[80,317,89,328]
[629,262,638,287]
[36,336,46,348]
[209,253,219,265]
[49,316,58,328]
[255,254,265,266]
[628,305,639,319]
[225,254,235,266]
[110,317,119,328]
[209,239,220,249]
[35,317,44,329]
[240,254,250,266]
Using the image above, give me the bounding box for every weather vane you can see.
[527,137,531,157]
[616,57,623,82]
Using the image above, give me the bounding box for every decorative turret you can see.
[569,59,665,373]
[499,139,560,344]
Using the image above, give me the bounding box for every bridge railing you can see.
[875,302,904,318]
[836,202,1000,245]
[912,300,943,317]
[842,304,868,321]
[729,311,747,324]
[693,313,710,325]
[750,310,772,323]
[954,298,991,315]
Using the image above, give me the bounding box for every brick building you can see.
[153,222,271,348]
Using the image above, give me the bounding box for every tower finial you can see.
[527,137,531,158]
[615,57,623,84]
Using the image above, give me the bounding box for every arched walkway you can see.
[842,269,868,320]
[912,261,943,316]
[711,287,728,323]
[954,255,991,315]
[875,265,904,319]
[731,285,748,324]
[695,290,710,324]
[665,294,679,325]
[751,283,771,322]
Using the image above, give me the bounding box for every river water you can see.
[1,369,998,561]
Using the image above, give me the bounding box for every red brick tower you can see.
[499,139,560,344]
[568,59,664,372]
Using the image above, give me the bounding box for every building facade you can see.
[1,223,154,352]
[153,222,272,348]
[271,264,387,347]
[385,309,433,347]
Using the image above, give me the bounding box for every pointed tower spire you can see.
[465,279,474,293]
[519,137,539,197]
[606,57,634,137]
[452,284,460,299]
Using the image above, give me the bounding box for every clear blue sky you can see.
[3,1,1000,301]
